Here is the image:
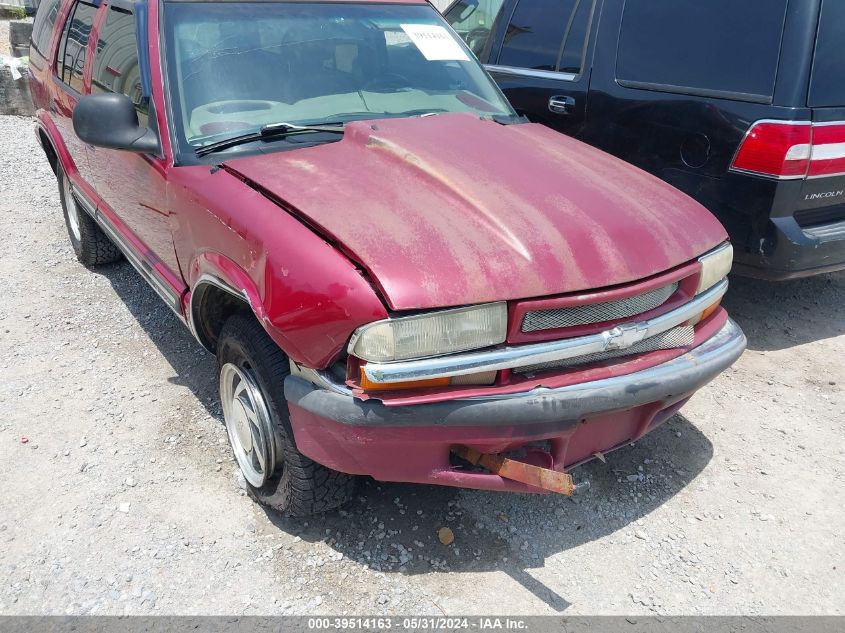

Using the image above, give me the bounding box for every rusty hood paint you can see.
[223,113,727,310]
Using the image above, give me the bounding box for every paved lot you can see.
[0,114,843,615]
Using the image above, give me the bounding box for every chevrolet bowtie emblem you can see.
[604,323,648,351]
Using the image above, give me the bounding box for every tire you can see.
[216,313,355,516]
[57,166,122,266]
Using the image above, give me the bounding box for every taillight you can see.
[731,120,845,179]
[731,121,811,179]
[808,123,845,178]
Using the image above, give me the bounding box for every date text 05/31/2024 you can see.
[306,617,529,630]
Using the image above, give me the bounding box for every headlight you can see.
[349,302,508,363]
[695,242,733,295]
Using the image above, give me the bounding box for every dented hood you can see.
[224,113,727,310]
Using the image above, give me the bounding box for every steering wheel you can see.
[363,73,412,92]
[466,27,491,56]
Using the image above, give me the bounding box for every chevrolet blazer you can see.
[29,0,746,515]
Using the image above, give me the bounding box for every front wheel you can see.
[216,313,355,516]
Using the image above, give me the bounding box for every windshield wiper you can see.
[196,122,345,157]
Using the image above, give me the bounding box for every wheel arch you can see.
[189,275,252,353]
[37,127,59,175]
[187,253,308,362]
[35,116,78,178]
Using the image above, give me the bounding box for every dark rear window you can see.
[30,0,61,61]
[809,0,845,107]
[498,0,592,74]
[616,0,788,103]
[57,0,99,92]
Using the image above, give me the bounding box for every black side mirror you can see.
[73,93,160,154]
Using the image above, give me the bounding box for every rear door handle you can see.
[548,95,575,115]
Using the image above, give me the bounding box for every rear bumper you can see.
[734,215,845,280]
[284,318,745,491]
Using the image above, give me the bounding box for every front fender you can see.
[173,166,388,368]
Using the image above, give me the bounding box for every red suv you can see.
[29,0,745,515]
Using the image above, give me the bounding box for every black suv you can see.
[445,0,845,280]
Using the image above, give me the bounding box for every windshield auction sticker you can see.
[400,24,470,61]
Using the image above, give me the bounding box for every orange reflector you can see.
[700,300,721,322]
[689,299,721,326]
[359,368,450,392]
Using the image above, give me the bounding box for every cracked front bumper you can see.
[283,318,745,491]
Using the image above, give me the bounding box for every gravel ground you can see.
[0,114,843,616]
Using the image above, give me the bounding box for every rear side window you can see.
[809,0,845,107]
[498,0,593,74]
[616,0,788,102]
[91,4,149,125]
[30,0,62,61]
[57,0,99,92]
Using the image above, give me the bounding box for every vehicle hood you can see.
[223,113,727,310]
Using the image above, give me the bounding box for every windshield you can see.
[162,1,515,152]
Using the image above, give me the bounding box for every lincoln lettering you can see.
[805,190,844,200]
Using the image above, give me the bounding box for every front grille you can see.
[514,325,694,375]
[521,283,678,333]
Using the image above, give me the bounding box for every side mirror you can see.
[73,93,160,154]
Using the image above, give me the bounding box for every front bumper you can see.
[284,319,746,491]
[734,215,845,280]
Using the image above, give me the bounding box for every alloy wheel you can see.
[220,362,276,488]
[62,176,82,242]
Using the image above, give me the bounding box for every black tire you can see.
[217,313,355,516]
[57,166,122,266]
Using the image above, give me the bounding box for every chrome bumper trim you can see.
[362,280,728,384]
[285,319,746,427]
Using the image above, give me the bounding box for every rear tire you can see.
[57,166,122,266]
[216,313,355,516]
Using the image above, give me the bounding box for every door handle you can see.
[548,95,575,115]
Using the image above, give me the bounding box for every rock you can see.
[124,477,137,487]
[437,527,455,545]
[118,502,131,513]
[140,589,157,605]
[80,437,87,447]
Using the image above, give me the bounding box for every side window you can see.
[30,0,62,63]
[616,0,788,102]
[497,0,592,74]
[444,0,507,58]
[91,4,149,125]
[809,0,845,107]
[56,0,99,93]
